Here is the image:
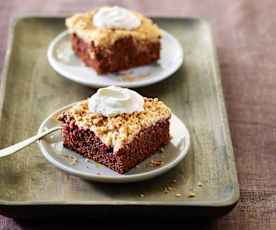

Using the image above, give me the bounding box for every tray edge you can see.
[0,16,240,208]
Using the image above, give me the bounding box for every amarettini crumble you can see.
[66,6,161,74]
[57,86,171,174]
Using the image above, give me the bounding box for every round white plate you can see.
[37,102,190,183]
[47,30,183,88]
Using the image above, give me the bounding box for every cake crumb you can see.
[138,75,146,81]
[159,147,165,153]
[95,162,101,168]
[150,159,163,167]
[163,185,173,194]
[121,74,135,81]
[70,158,78,165]
[197,182,203,187]
[187,192,196,198]
[63,155,78,165]
[175,193,182,197]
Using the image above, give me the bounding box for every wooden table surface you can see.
[0,0,275,229]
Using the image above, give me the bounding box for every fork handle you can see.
[0,127,61,158]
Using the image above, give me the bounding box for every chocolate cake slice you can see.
[66,7,161,74]
[57,98,171,174]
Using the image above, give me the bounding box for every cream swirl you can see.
[88,86,144,117]
[93,6,141,30]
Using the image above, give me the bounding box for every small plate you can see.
[37,102,190,183]
[47,30,183,88]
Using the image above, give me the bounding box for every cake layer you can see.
[71,33,160,74]
[62,118,170,174]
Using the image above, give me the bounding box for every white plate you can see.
[47,30,183,88]
[37,102,190,183]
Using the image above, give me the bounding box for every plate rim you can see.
[37,101,190,183]
[47,29,184,88]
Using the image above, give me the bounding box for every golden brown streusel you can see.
[175,193,182,197]
[150,159,163,167]
[187,192,196,198]
[66,7,161,46]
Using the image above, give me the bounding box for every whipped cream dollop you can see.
[93,6,141,30]
[88,86,145,117]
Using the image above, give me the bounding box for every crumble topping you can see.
[150,159,163,167]
[66,7,161,46]
[58,98,171,152]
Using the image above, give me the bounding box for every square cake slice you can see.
[66,6,161,74]
[57,97,171,174]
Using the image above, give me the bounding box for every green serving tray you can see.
[0,16,239,219]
